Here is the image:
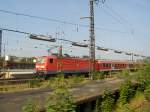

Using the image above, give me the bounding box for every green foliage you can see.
[142,107,150,112]
[118,104,131,112]
[100,89,115,112]
[47,75,86,89]
[136,61,150,91]
[144,86,150,101]
[92,71,105,80]
[28,80,41,88]
[71,76,84,84]
[121,70,130,77]
[47,77,71,89]
[57,71,65,76]
[136,70,150,87]
[22,99,39,112]
[138,61,150,82]
[95,98,102,112]
[116,70,130,79]
[45,88,75,112]
[119,80,135,105]
[137,80,146,92]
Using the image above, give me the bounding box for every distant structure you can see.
[0,30,2,57]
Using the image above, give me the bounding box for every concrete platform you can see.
[0,69,35,78]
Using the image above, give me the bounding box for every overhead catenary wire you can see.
[0,27,83,45]
[100,1,135,35]
[105,4,132,26]
[0,9,129,34]
[105,4,148,38]
[100,4,133,33]
[0,27,31,35]
[0,27,147,58]
[101,7,123,25]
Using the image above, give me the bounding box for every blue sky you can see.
[0,0,150,60]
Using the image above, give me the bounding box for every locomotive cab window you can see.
[49,58,54,63]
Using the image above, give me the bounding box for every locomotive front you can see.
[35,56,48,77]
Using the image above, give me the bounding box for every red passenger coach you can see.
[97,60,112,71]
[112,61,128,70]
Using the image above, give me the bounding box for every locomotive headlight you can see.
[40,66,45,69]
[36,65,40,68]
[36,65,45,69]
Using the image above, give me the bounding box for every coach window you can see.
[49,58,54,63]
[116,64,118,67]
[106,64,109,67]
[103,63,105,67]
[106,63,108,67]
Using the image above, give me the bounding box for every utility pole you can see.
[59,45,62,58]
[132,53,134,62]
[89,0,96,79]
[88,0,105,79]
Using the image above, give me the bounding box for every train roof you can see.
[97,59,134,63]
[38,55,90,60]
[37,55,142,63]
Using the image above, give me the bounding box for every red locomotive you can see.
[35,55,138,77]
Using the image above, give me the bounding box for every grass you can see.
[129,92,150,112]
[0,84,32,93]
[114,70,141,82]
[0,70,134,93]
[46,76,89,89]
[115,91,150,112]
[0,76,89,93]
[129,92,145,111]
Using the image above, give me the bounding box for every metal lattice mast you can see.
[59,45,62,57]
[89,0,95,77]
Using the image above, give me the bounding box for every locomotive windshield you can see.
[37,57,45,64]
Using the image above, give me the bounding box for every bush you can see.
[134,61,150,93]
[22,99,39,112]
[119,80,135,105]
[121,70,130,77]
[72,76,84,84]
[136,61,150,87]
[119,104,131,112]
[28,80,41,88]
[137,80,147,92]
[45,88,75,112]
[92,71,105,80]
[116,70,130,79]
[144,87,150,101]
[47,77,72,89]
[100,89,115,112]
[95,98,102,112]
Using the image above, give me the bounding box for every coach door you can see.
[57,58,63,73]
